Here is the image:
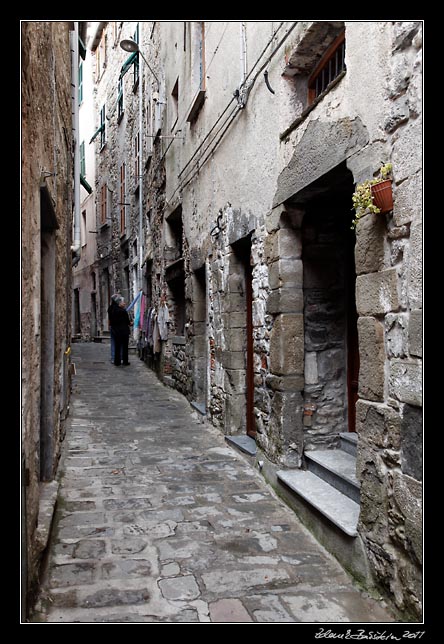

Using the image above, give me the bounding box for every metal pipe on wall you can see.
[70,23,81,263]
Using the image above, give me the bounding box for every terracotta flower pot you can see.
[371,180,393,214]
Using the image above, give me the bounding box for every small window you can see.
[80,141,86,177]
[100,104,106,148]
[117,77,124,121]
[96,29,107,81]
[134,133,140,186]
[100,183,108,225]
[171,77,179,130]
[308,31,345,104]
[187,22,206,123]
[120,163,126,235]
[81,210,87,247]
[78,61,83,105]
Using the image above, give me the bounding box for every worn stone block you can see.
[265,374,305,392]
[225,293,247,313]
[356,451,389,544]
[407,219,422,310]
[225,394,247,434]
[269,314,304,376]
[401,403,422,481]
[209,598,253,622]
[281,258,303,287]
[393,21,422,52]
[393,173,422,227]
[385,313,409,358]
[356,269,400,316]
[269,258,303,290]
[357,317,385,402]
[304,351,318,384]
[266,228,302,263]
[392,471,422,564]
[355,213,386,276]
[266,287,304,315]
[408,309,422,357]
[389,359,422,407]
[278,228,303,259]
[273,117,369,207]
[225,329,246,352]
[227,209,257,246]
[392,116,423,183]
[80,587,150,608]
[265,206,286,233]
[356,400,401,450]
[221,350,245,370]
[228,273,244,294]
[158,575,200,600]
[224,369,246,394]
[223,312,247,329]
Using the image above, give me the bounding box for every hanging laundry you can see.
[126,290,142,312]
[153,314,161,354]
[157,302,170,341]
[139,293,146,329]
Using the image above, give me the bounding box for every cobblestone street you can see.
[31,343,395,624]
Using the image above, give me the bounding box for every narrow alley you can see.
[31,343,395,624]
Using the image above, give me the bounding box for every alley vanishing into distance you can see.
[30,343,395,624]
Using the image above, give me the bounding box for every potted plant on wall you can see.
[351,163,393,229]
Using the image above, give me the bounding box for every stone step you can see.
[225,435,257,457]
[339,432,358,457]
[276,469,360,537]
[304,449,360,503]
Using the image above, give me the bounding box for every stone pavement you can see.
[31,343,396,624]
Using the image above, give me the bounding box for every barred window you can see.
[308,31,345,104]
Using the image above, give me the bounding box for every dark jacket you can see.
[108,302,131,336]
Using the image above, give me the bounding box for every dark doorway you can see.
[192,265,208,412]
[90,292,97,338]
[40,186,58,481]
[73,288,80,336]
[297,164,358,447]
[230,235,255,438]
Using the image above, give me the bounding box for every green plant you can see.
[351,163,393,229]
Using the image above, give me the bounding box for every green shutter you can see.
[78,36,87,60]
[119,52,138,80]
[80,174,93,194]
[89,124,104,144]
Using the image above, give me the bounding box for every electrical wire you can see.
[169,21,298,197]
[177,22,286,181]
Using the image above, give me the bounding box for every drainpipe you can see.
[240,22,247,85]
[70,23,81,267]
[138,24,144,290]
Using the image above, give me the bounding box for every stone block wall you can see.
[353,22,422,620]
[21,20,74,609]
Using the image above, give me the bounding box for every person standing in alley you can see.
[108,294,121,364]
[109,295,131,366]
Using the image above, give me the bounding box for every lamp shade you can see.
[120,39,139,53]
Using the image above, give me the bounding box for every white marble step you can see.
[277,469,360,537]
[339,432,358,457]
[304,449,360,503]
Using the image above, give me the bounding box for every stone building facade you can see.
[21,21,77,615]
[85,21,422,619]
[72,27,99,340]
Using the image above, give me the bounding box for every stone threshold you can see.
[225,435,257,456]
[276,469,359,537]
